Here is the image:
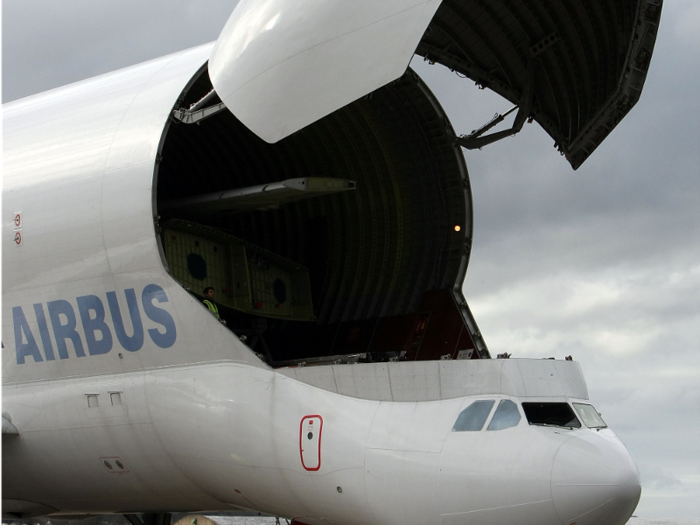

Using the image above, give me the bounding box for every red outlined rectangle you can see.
[299,415,323,471]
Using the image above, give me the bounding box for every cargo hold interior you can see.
[155,66,489,365]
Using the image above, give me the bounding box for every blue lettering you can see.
[13,306,43,364]
[13,284,177,364]
[48,300,86,358]
[33,303,56,361]
[142,284,177,348]
[107,289,144,352]
[77,295,113,356]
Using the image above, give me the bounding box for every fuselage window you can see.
[452,400,495,432]
[521,402,581,429]
[573,403,608,429]
[487,399,521,431]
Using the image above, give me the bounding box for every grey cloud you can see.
[2,0,240,101]
[642,466,683,490]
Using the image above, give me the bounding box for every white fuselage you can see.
[4,355,640,525]
[2,26,640,525]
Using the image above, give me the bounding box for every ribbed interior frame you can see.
[416,0,657,169]
[157,67,475,359]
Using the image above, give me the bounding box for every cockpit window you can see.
[487,399,521,431]
[522,402,581,429]
[573,403,608,428]
[452,400,495,432]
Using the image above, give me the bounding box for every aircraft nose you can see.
[551,432,641,525]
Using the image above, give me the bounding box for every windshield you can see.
[452,400,495,432]
[521,402,581,429]
[487,399,521,431]
[573,403,608,428]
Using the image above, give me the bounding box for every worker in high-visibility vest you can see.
[203,287,226,325]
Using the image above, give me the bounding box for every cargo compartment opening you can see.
[155,65,489,364]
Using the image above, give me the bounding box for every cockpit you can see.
[452,399,608,432]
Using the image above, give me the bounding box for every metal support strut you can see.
[457,59,535,150]
[172,88,227,124]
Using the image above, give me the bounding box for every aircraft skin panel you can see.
[1,43,273,512]
[2,357,638,523]
[3,44,213,295]
[1,371,227,512]
[438,423,565,524]
[2,43,268,388]
[149,365,380,520]
[551,433,642,524]
[365,448,441,525]
[0,359,588,515]
[209,0,443,143]
[279,358,589,402]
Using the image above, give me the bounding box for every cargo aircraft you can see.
[3,1,662,524]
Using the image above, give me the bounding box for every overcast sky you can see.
[3,0,699,519]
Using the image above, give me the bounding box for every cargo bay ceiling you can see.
[416,0,662,169]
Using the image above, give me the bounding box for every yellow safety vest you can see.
[203,299,220,319]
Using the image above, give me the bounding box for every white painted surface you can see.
[2,44,265,388]
[209,0,442,142]
[278,358,589,401]
[2,23,639,525]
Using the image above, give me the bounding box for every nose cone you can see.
[551,431,640,525]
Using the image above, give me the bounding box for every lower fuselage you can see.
[3,360,640,525]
